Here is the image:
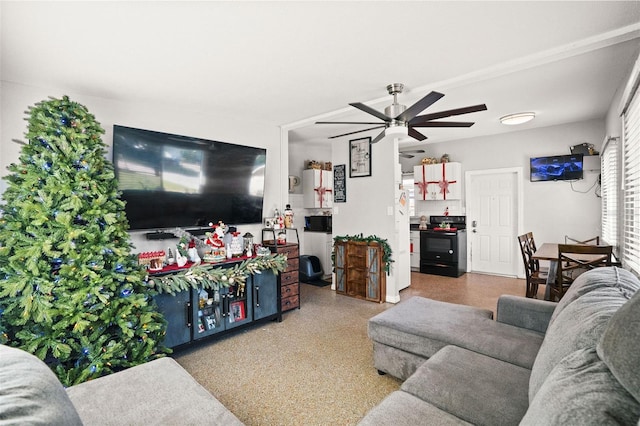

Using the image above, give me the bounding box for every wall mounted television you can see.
[530,154,584,182]
[113,125,266,231]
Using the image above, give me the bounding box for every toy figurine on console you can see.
[204,221,227,262]
[176,237,189,267]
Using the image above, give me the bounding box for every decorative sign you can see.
[349,137,372,177]
[333,164,346,203]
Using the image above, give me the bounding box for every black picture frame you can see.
[333,164,346,202]
[349,137,372,177]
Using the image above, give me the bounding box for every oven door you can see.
[420,231,458,263]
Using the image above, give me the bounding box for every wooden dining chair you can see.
[552,244,613,301]
[564,235,600,245]
[517,233,548,298]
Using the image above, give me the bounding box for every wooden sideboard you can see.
[334,240,386,303]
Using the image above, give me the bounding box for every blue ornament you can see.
[51,258,63,272]
[89,365,96,373]
[115,264,125,273]
[120,288,133,297]
[60,117,69,126]
[82,347,90,356]
[43,162,52,171]
[38,138,50,149]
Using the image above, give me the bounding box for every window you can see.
[604,54,640,276]
[601,138,618,247]
[622,80,640,274]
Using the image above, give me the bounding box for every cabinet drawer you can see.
[281,271,298,286]
[285,257,299,273]
[281,295,300,311]
[281,283,299,298]
[267,243,299,258]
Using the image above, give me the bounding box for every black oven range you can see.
[419,215,467,277]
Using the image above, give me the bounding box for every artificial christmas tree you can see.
[0,96,168,386]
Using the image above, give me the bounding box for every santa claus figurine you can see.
[205,221,226,248]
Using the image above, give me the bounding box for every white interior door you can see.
[466,168,522,276]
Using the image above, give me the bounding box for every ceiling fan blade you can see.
[328,125,386,139]
[349,102,391,122]
[404,149,426,154]
[396,91,444,122]
[316,121,384,125]
[411,121,475,128]
[370,129,387,144]
[408,127,428,141]
[399,153,415,158]
[410,104,488,124]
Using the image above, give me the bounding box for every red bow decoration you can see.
[425,163,457,200]
[415,165,429,200]
[314,170,333,207]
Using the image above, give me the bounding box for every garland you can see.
[333,234,394,274]
[146,254,288,295]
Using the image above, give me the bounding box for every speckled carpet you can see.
[173,272,525,425]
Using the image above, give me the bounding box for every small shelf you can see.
[262,227,299,246]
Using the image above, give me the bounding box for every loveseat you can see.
[360,267,640,425]
[0,345,243,425]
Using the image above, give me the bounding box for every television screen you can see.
[530,154,584,182]
[113,125,266,230]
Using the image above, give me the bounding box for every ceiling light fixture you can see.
[500,112,535,125]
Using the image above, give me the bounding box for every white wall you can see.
[330,134,409,302]
[400,119,604,245]
[1,81,283,253]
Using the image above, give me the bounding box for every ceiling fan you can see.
[316,83,487,144]
[399,149,425,159]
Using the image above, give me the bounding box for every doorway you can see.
[465,168,523,277]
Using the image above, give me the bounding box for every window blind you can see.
[601,139,618,247]
[622,82,640,274]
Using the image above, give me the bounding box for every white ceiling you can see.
[2,1,639,151]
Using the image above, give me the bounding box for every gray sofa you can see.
[0,345,243,425]
[361,267,640,425]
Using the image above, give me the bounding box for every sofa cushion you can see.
[368,296,543,369]
[549,267,639,326]
[358,391,472,426]
[521,348,640,425]
[597,288,640,403]
[66,357,244,425]
[0,344,83,425]
[529,267,640,401]
[401,345,530,426]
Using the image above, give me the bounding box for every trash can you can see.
[299,255,323,282]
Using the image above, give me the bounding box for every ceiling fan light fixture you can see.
[500,112,535,125]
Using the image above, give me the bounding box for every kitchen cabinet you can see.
[413,162,461,201]
[303,169,333,208]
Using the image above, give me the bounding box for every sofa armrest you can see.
[496,295,557,334]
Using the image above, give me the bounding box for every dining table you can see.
[532,243,609,301]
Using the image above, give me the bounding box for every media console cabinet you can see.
[151,258,281,349]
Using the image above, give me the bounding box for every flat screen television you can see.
[113,125,266,230]
[530,154,584,182]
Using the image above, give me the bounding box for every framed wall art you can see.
[349,137,371,178]
[333,164,346,202]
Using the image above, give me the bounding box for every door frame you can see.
[464,167,524,277]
